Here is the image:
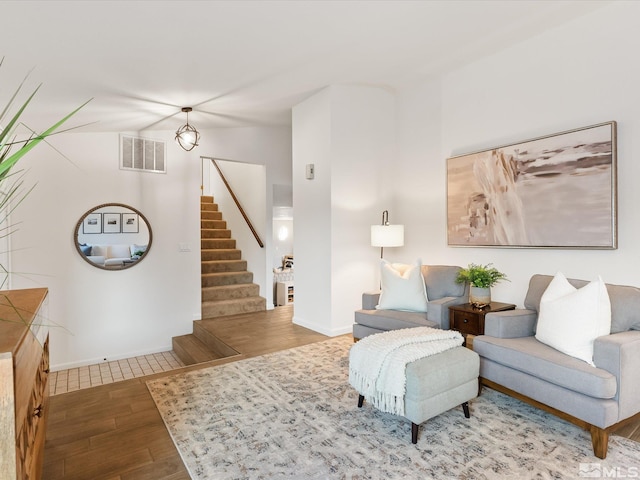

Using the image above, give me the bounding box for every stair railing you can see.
[202,157,264,248]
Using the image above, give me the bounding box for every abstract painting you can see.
[447,122,617,248]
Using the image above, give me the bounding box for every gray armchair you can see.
[353,265,469,340]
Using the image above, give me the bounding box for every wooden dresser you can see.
[0,288,49,480]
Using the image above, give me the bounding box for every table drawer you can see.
[452,311,481,335]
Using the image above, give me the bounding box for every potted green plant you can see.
[455,263,508,308]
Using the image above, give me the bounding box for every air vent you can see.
[120,135,166,173]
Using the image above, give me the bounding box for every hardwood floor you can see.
[43,306,328,480]
[44,306,640,479]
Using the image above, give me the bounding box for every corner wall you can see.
[395,1,640,306]
[292,85,395,336]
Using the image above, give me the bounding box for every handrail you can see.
[207,158,264,248]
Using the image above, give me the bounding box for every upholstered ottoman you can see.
[357,346,480,444]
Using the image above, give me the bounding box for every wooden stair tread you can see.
[172,334,227,366]
[192,322,240,357]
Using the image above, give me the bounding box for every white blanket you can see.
[349,327,463,416]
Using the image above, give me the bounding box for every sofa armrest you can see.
[427,296,467,329]
[484,309,537,338]
[362,291,381,310]
[594,331,640,421]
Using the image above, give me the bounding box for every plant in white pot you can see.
[455,263,508,308]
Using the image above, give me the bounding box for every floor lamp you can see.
[371,210,404,259]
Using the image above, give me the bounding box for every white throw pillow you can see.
[376,259,429,312]
[130,244,148,256]
[535,272,611,366]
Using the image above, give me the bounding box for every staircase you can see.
[172,195,266,365]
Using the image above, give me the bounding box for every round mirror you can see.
[75,203,152,270]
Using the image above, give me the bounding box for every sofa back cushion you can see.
[91,245,108,257]
[420,265,466,300]
[109,244,132,259]
[525,274,640,333]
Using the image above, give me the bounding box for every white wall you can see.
[395,1,640,308]
[11,125,291,370]
[292,85,395,335]
[11,131,201,370]
[292,88,333,334]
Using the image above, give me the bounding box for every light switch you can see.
[305,163,315,180]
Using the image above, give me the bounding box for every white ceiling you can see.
[2,0,609,134]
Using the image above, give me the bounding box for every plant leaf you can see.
[0,98,91,178]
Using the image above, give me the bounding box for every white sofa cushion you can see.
[91,245,108,257]
[87,255,106,265]
[109,244,132,259]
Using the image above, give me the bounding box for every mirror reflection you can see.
[75,203,152,270]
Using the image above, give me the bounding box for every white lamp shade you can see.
[371,224,404,247]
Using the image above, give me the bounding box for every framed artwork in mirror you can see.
[83,213,102,234]
[103,213,121,233]
[122,213,139,233]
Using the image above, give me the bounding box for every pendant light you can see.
[175,107,200,151]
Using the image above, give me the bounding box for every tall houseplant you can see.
[0,60,88,291]
[455,263,508,307]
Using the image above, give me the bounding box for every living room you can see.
[3,0,640,477]
[6,0,635,372]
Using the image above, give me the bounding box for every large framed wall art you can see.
[447,121,617,249]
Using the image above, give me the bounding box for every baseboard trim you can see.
[292,315,352,337]
[51,343,173,372]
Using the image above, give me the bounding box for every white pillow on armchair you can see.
[376,259,429,312]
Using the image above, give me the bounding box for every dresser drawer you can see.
[451,311,481,335]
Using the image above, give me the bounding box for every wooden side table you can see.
[449,302,516,348]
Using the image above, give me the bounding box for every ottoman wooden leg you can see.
[462,402,470,418]
[411,423,419,444]
[358,395,364,408]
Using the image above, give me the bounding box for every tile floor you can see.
[49,351,185,396]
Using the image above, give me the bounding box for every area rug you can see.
[147,336,640,479]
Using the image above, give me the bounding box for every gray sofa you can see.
[353,265,469,340]
[474,274,640,459]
